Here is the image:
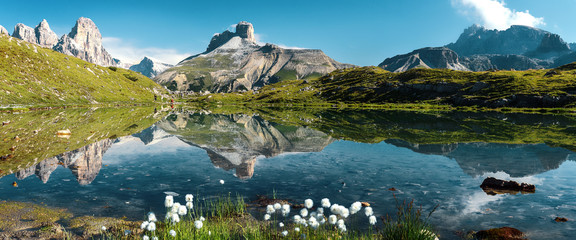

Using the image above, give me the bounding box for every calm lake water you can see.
[1,108,575,239]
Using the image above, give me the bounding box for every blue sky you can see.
[1,0,575,66]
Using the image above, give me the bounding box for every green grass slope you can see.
[0,34,166,105]
[190,65,576,109]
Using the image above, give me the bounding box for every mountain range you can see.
[154,21,355,92]
[380,25,576,72]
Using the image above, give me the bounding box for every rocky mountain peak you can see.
[12,23,37,44]
[0,25,8,35]
[236,21,255,41]
[205,21,257,53]
[447,24,550,56]
[129,56,174,78]
[533,33,570,55]
[53,17,114,66]
[379,47,469,72]
[34,19,58,48]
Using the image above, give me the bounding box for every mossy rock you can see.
[0,201,71,232]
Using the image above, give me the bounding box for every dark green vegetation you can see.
[0,34,166,105]
[190,65,576,110]
[0,107,166,177]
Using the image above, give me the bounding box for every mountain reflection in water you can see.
[155,113,334,179]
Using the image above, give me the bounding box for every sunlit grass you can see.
[95,193,438,240]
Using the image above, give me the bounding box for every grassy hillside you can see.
[189,65,576,110]
[0,34,166,105]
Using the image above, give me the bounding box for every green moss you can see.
[0,201,72,232]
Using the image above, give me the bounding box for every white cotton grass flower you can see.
[219,179,225,184]
[300,208,308,217]
[310,211,317,219]
[317,207,324,215]
[200,216,206,221]
[279,222,284,228]
[304,199,314,209]
[101,226,106,231]
[186,201,193,210]
[295,227,300,232]
[281,204,290,216]
[293,215,302,222]
[274,202,282,210]
[153,237,158,240]
[140,221,149,229]
[266,205,275,214]
[165,195,174,208]
[185,194,194,202]
[169,229,176,237]
[341,208,350,218]
[330,204,341,215]
[178,205,187,216]
[281,230,288,237]
[146,222,156,231]
[171,213,180,223]
[321,198,331,208]
[143,235,150,240]
[364,207,374,217]
[369,215,377,225]
[172,203,182,213]
[328,215,338,225]
[350,201,362,215]
[337,219,345,227]
[194,220,203,229]
[338,223,347,232]
[147,212,157,222]
[264,214,271,221]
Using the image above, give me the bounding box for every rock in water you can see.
[476,227,526,240]
[0,25,8,35]
[480,177,535,195]
[53,17,115,66]
[12,23,37,44]
[35,19,59,48]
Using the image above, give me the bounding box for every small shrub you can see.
[124,73,139,82]
[108,66,118,71]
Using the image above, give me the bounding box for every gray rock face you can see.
[446,25,551,56]
[11,20,59,48]
[0,25,8,35]
[12,23,37,44]
[235,21,255,41]
[379,47,469,72]
[129,57,173,78]
[35,19,59,48]
[53,17,115,66]
[380,25,573,72]
[156,21,354,92]
[526,33,571,59]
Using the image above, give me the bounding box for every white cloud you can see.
[102,37,193,65]
[452,0,545,30]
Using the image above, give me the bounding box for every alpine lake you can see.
[1,106,575,239]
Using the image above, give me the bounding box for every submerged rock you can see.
[476,227,526,240]
[480,177,535,195]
